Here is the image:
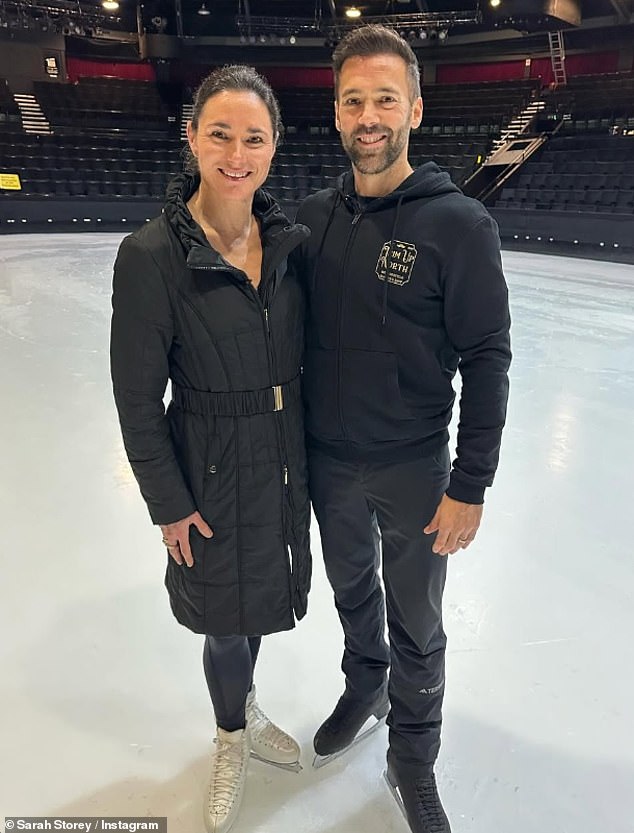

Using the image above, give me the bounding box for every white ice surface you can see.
[0,234,633,832]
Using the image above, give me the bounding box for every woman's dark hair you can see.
[185,64,283,173]
[332,24,421,102]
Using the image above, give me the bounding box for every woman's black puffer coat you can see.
[110,173,312,636]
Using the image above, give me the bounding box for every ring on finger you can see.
[458,537,468,544]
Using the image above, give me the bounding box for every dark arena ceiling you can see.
[0,0,632,59]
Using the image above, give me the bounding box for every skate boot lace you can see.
[246,698,294,752]
[413,774,449,833]
[209,738,245,814]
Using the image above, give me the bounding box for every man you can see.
[296,25,511,833]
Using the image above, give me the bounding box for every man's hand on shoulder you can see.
[424,495,483,556]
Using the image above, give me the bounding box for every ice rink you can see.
[1,233,633,832]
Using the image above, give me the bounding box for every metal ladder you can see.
[490,98,546,153]
[548,31,567,88]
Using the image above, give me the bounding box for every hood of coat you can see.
[336,161,461,213]
[163,172,307,274]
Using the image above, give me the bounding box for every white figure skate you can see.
[246,686,302,773]
[204,727,250,833]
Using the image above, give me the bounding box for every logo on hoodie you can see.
[375,240,418,286]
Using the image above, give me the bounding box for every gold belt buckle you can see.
[273,384,284,411]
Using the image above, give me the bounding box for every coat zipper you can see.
[249,283,295,614]
[337,211,362,441]
[190,256,297,618]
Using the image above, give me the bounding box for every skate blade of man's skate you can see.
[250,749,303,773]
[383,768,408,820]
[312,713,387,769]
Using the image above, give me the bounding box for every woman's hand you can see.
[160,511,213,567]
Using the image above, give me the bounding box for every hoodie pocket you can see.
[303,347,342,441]
[341,350,417,443]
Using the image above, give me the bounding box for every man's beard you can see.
[340,122,410,175]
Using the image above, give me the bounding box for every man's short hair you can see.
[332,24,421,101]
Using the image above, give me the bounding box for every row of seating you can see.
[32,78,176,137]
[527,159,634,175]
[268,163,468,201]
[189,78,535,136]
[559,117,634,133]
[501,186,633,202]
[0,140,182,159]
[283,121,502,136]
[5,158,184,175]
[35,78,172,111]
[516,173,634,190]
[46,113,174,135]
[494,133,634,216]
[2,135,179,149]
[12,179,165,199]
[276,103,518,121]
[18,169,176,185]
[541,147,634,160]
[278,142,482,158]
[434,79,538,92]
[417,124,498,136]
[496,188,634,213]
[12,157,472,203]
[549,134,634,150]
[542,73,634,130]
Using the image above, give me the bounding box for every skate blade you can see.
[312,714,387,770]
[250,750,303,773]
[383,769,408,822]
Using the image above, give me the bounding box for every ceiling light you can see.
[345,7,362,18]
[490,0,501,6]
[102,0,119,10]
[197,3,211,15]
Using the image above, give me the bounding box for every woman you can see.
[110,65,311,833]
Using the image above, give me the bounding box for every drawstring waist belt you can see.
[172,374,301,417]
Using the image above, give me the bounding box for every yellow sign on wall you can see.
[0,173,22,190]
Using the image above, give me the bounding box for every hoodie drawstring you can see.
[381,195,404,326]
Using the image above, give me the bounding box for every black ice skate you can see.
[312,688,389,768]
[384,755,451,833]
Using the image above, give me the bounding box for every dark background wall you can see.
[0,31,67,90]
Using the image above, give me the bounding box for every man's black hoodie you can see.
[296,162,511,505]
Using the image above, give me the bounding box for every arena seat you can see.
[492,129,634,216]
[2,73,633,222]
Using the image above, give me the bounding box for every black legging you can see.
[203,635,262,731]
